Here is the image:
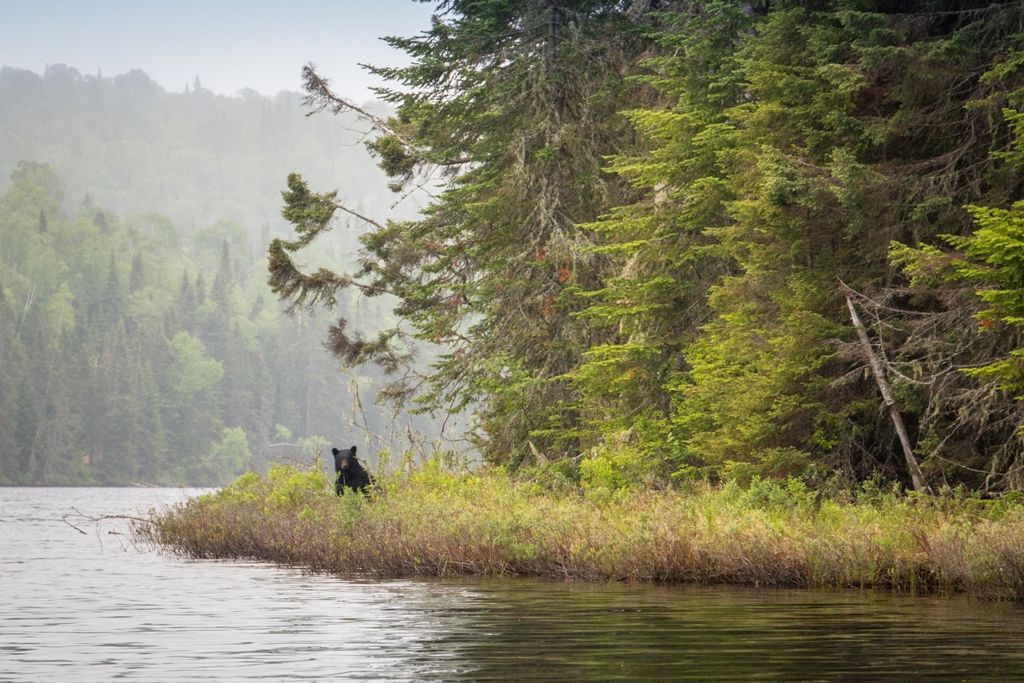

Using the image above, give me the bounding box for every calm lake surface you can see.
[3,487,1024,681]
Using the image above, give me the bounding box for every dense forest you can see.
[272,0,1024,494]
[0,67,431,485]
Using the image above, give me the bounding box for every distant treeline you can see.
[0,63,441,485]
[0,64,406,244]
[272,0,1024,493]
[0,163,399,485]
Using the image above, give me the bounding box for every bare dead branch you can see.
[301,64,411,147]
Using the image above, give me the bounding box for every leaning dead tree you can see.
[838,278,1024,493]
[844,291,929,493]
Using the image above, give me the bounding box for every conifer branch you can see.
[301,64,411,147]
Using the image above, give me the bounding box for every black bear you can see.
[332,445,372,494]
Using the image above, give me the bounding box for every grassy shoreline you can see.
[138,464,1024,600]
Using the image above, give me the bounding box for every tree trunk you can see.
[546,0,564,117]
[845,295,929,493]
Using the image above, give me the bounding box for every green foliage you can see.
[265,464,331,509]
[202,427,253,483]
[0,65,450,486]
[883,34,1024,482]
[945,203,1024,396]
[167,332,223,401]
[13,3,1019,492]
[147,463,1024,600]
[0,162,410,485]
[219,471,262,504]
[721,476,819,513]
[261,1,1024,492]
[276,2,657,465]
[574,1,1024,487]
[579,446,649,497]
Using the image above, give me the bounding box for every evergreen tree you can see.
[98,251,124,325]
[270,0,657,464]
[569,1,750,482]
[0,285,25,482]
[587,0,1024,485]
[129,252,144,292]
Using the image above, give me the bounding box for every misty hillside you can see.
[0,65,431,486]
[0,64,415,246]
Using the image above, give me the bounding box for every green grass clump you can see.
[137,463,1024,600]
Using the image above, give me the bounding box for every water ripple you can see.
[2,487,1024,681]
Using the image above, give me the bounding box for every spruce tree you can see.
[270,0,657,463]
[129,252,144,292]
[576,0,1024,485]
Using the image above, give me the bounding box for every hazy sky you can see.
[0,0,437,102]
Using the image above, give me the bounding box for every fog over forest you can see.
[0,64,436,485]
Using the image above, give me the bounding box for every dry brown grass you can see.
[135,464,1024,599]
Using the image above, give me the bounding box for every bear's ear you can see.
[331,448,339,455]
[350,445,358,455]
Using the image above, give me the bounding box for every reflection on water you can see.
[2,487,1023,681]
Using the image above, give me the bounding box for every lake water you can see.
[2,487,1024,681]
